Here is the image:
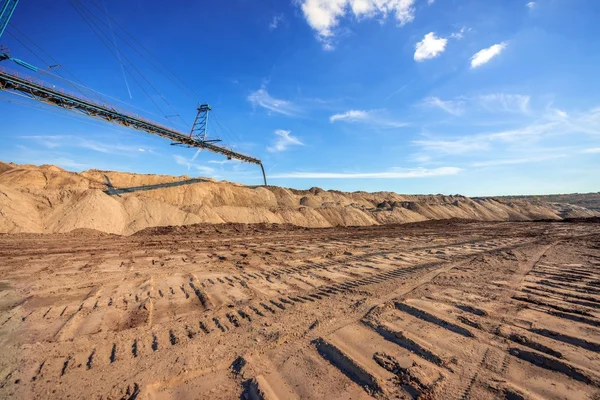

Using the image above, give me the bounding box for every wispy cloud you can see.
[413,138,489,154]
[270,166,461,179]
[247,86,298,116]
[471,42,507,68]
[478,94,530,113]
[173,155,215,175]
[414,32,447,62]
[267,130,304,152]
[207,159,241,165]
[414,106,600,155]
[269,14,284,30]
[450,26,469,40]
[329,109,407,128]
[472,154,567,167]
[297,0,416,50]
[583,147,600,154]
[422,97,465,116]
[526,2,536,9]
[19,135,153,155]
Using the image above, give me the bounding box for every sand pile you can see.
[0,161,597,235]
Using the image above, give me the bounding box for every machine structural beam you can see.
[0,68,267,185]
[0,0,19,39]
[189,103,212,141]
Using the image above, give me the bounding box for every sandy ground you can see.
[1,220,599,399]
[2,161,598,235]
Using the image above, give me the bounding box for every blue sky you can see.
[0,0,598,196]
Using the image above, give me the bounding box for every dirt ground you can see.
[1,221,599,399]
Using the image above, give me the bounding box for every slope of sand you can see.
[0,161,597,235]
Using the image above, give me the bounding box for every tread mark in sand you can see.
[260,303,276,314]
[188,281,209,308]
[313,338,382,396]
[394,302,475,338]
[269,300,285,310]
[249,306,265,317]
[199,321,211,334]
[185,325,195,339]
[179,285,190,299]
[213,317,227,332]
[238,310,252,322]
[226,313,240,328]
[460,349,488,400]
[151,334,158,351]
[31,360,45,382]
[169,287,175,295]
[87,349,96,370]
[529,328,600,353]
[60,355,72,377]
[371,324,445,366]
[508,348,596,385]
[110,344,117,363]
[169,330,178,345]
[505,333,563,359]
[60,306,68,317]
[132,340,138,357]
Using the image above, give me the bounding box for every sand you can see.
[0,220,599,399]
[0,161,597,235]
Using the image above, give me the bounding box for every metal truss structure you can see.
[0,67,267,185]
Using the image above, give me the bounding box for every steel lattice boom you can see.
[0,67,267,185]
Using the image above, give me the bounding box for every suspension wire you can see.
[88,0,203,102]
[87,0,249,150]
[6,23,108,104]
[68,0,177,129]
[103,1,132,99]
[211,109,243,144]
[209,113,236,148]
[70,0,190,130]
[4,30,95,102]
[0,90,145,137]
[37,68,190,131]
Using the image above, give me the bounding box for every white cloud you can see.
[413,138,489,154]
[583,148,600,154]
[247,86,298,116]
[270,166,461,179]
[414,106,600,156]
[19,135,153,155]
[267,130,304,152]
[329,109,407,127]
[427,0,435,4]
[470,42,507,68]
[527,2,536,9]
[555,109,568,118]
[478,94,530,113]
[298,0,416,49]
[423,97,465,116]
[330,109,368,123]
[450,26,469,40]
[173,155,215,175]
[207,159,241,165]
[472,154,567,167]
[414,32,447,62]
[269,14,284,30]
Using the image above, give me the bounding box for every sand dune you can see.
[0,161,596,235]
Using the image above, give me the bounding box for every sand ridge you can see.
[0,161,597,235]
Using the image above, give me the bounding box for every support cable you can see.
[6,23,107,104]
[68,0,175,128]
[70,0,189,130]
[88,0,203,102]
